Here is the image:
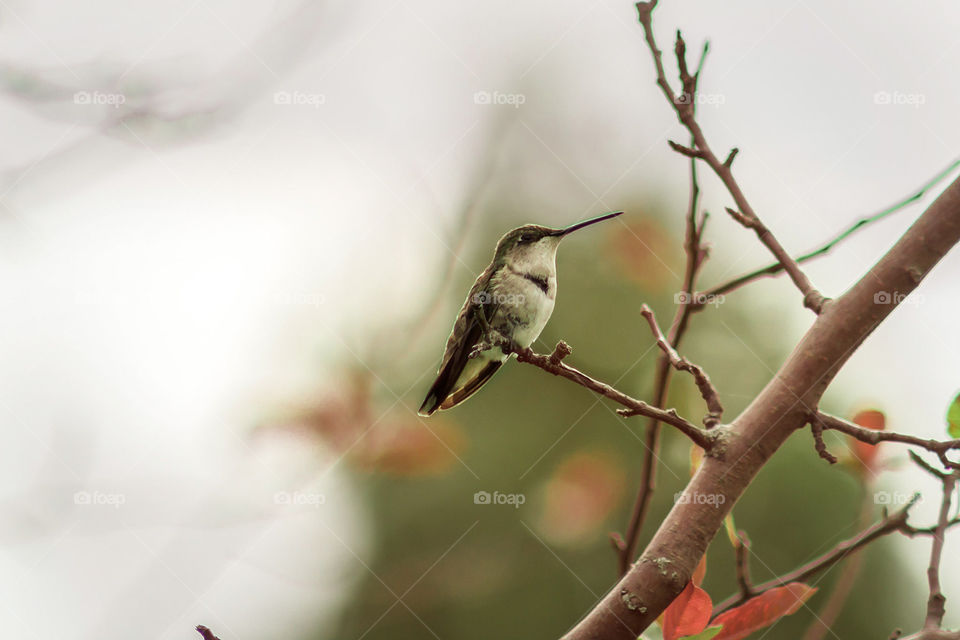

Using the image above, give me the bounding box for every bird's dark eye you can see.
[518,234,531,244]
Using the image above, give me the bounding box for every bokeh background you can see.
[1,1,959,638]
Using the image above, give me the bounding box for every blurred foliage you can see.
[271,197,922,640]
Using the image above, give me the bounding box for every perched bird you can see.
[418,211,623,416]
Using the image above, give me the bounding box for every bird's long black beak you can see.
[555,211,624,236]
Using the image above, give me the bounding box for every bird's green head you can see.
[492,211,624,263]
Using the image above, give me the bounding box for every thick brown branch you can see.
[639,304,723,427]
[815,412,960,470]
[513,343,714,450]
[636,1,824,314]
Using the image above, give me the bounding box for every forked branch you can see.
[636,0,825,313]
[814,412,960,469]
[639,304,723,427]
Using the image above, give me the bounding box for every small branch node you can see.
[725,206,759,229]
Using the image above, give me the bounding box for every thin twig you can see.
[911,451,950,479]
[513,343,714,450]
[698,155,960,303]
[801,499,873,640]
[734,530,754,599]
[196,626,222,640]
[810,415,838,464]
[712,497,921,616]
[639,304,723,427]
[636,1,825,313]
[815,412,960,470]
[920,465,958,631]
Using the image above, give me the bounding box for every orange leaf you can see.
[612,218,677,290]
[352,420,466,476]
[663,581,713,640]
[537,451,625,546]
[850,409,885,472]
[712,583,816,640]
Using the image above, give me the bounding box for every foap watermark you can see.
[74,490,126,509]
[74,90,126,108]
[473,90,526,108]
[674,91,726,108]
[674,491,726,508]
[472,291,525,306]
[473,490,525,508]
[873,290,925,307]
[873,90,926,109]
[675,291,725,308]
[874,491,920,506]
[274,90,326,108]
[274,491,326,507]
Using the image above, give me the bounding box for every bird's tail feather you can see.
[418,360,458,416]
[438,360,501,411]
[418,358,502,416]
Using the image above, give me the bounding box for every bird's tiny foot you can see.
[489,334,524,355]
[468,341,493,359]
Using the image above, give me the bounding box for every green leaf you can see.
[682,626,723,640]
[948,392,960,439]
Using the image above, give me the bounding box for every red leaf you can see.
[851,409,886,472]
[663,581,713,640]
[712,583,816,640]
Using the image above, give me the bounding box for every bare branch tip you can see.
[723,147,739,168]
[669,140,702,159]
[196,627,221,640]
[635,1,656,23]
[808,414,838,463]
[549,341,573,365]
[910,450,949,479]
[610,531,626,551]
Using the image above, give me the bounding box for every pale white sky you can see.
[1,0,959,637]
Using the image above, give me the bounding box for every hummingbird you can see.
[418,211,623,416]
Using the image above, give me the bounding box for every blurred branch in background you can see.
[698,156,960,304]
[0,0,333,207]
[383,114,517,370]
